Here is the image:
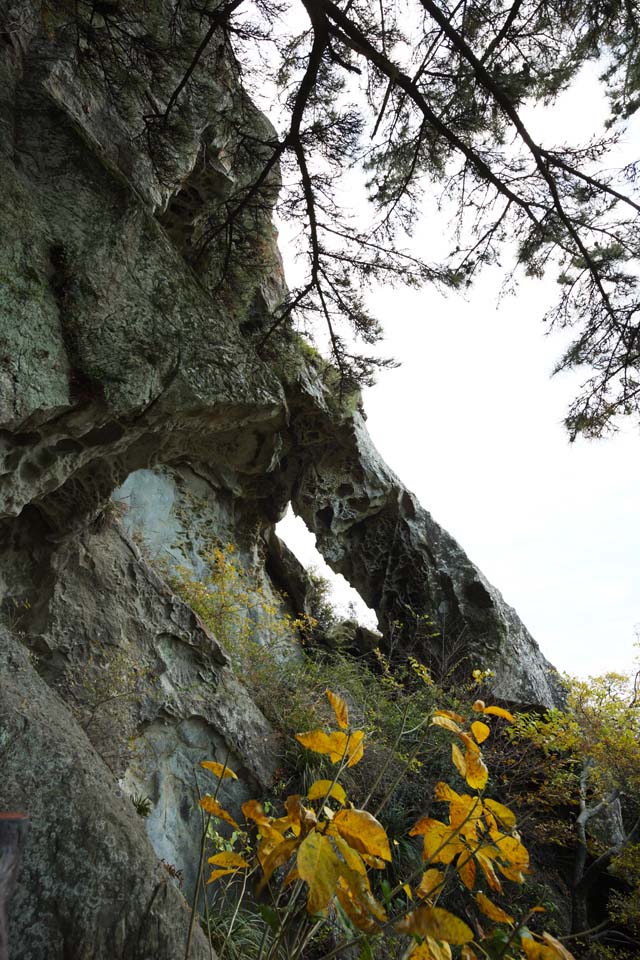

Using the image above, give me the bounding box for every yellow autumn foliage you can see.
[195,688,574,960]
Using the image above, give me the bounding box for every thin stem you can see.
[185,812,212,960]
[185,752,231,960]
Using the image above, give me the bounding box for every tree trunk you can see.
[0,814,29,960]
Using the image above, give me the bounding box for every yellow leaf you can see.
[483,706,515,722]
[207,852,250,870]
[326,689,349,729]
[495,860,526,884]
[449,795,483,833]
[457,854,476,891]
[476,851,503,893]
[333,808,392,861]
[452,743,467,778]
[200,761,238,780]
[396,906,474,944]
[434,782,462,803]
[297,831,341,915]
[427,938,452,960]
[308,780,347,805]
[258,823,292,854]
[257,830,285,869]
[207,867,240,884]
[295,729,341,760]
[459,733,481,755]
[361,853,387,869]
[410,938,452,960]
[283,794,316,832]
[284,794,303,826]
[344,730,365,767]
[494,834,529,870]
[475,892,513,924]
[403,883,414,900]
[331,834,368,876]
[199,796,239,830]
[409,817,449,837]
[335,880,379,933]
[416,867,445,900]
[465,749,489,791]
[335,864,387,923]
[409,819,462,865]
[270,814,300,836]
[433,709,466,724]
[242,799,270,827]
[520,937,561,960]
[470,721,490,745]
[541,933,576,960]
[257,837,299,890]
[295,729,364,767]
[461,946,479,960]
[483,799,517,830]
[432,715,462,733]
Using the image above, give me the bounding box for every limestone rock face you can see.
[0,633,212,960]
[0,1,562,956]
[19,515,279,892]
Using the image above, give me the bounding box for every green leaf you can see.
[258,904,280,934]
[359,938,374,960]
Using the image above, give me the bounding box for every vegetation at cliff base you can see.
[169,545,640,959]
[191,689,574,960]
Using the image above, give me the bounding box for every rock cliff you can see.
[0,2,560,956]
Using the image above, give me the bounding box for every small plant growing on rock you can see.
[131,793,153,818]
[168,543,316,674]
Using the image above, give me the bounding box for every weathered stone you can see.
[289,405,562,706]
[12,517,279,898]
[324,619,382,656]
[113,464,302,660]
[0,632,212,960]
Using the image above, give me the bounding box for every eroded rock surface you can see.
[0,633,212,960]
[289,407,562,705]
[0,1,561,956]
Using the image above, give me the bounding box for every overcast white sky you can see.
[274,63,640,680]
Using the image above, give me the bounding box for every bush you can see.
[188,690,576,960]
